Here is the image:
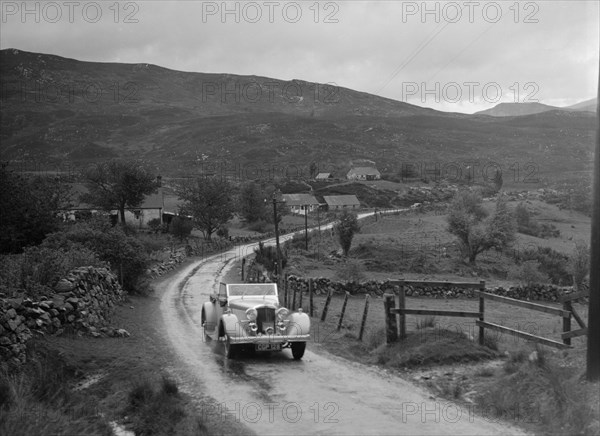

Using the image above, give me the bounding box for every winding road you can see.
[158,212,524,435]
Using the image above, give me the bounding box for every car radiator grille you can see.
[256,307,276,334]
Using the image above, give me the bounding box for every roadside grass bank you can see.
[303,293,598,435]
[2,258,253,436]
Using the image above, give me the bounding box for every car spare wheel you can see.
[291,342,306,360]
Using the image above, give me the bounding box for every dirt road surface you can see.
[158,229,526,435]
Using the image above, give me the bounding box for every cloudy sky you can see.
[1,0,598,113]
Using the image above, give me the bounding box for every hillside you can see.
[0,49,596,181]
[566,98,598,112]
[475,102,561,117]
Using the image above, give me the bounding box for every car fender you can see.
[219,312,244,339]
[202,302,218,333]
[286,311,310,337]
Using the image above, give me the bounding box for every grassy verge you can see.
[0,341,112,436]
[300,293,598,434]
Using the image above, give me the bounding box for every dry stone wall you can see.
[286,276,581,302]
[0,266,124,366]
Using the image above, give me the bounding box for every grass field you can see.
[284,198,591,287]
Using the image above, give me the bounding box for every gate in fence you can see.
[384,280,588,349]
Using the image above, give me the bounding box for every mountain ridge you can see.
[0,49,596,180]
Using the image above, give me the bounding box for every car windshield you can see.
[227,284,277,296]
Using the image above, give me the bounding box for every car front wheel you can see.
[223,335,238,358]
[291,342,306,360]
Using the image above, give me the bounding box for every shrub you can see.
[42,221,149,293]
[0,244,107,298]
[170,216,193,242]
[508,260,550,287]
[247,220,273,233]
[147,218,162,233]
[569,240,590,290]
[335,259,366,283]
[254,242,286,273]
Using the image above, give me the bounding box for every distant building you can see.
[346,167,381,181]
[323,195,361,210]
[282,193,320,214]
[315,172,333,181]
[61,183,167,228]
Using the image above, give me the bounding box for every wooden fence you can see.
[384,280,588,349]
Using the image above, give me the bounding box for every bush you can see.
[42,221,149,293]
[147,218,162,233]
[170,216,193,242]
[514,246,571,285]
[508,260,550,287]
[0,244,107,298]
[335,259,366,283]
[247,220,273,233]
[569,240,590,290]
[254,242,287,273]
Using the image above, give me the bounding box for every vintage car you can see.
[201,282,310,359]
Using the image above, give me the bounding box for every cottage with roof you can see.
[315,172,334,181]
[282,193,320,214]
[61,183,167,228]
[346,167,381,181]
[323,195,361,211]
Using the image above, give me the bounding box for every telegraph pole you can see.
[273,197,283,280]
[587,74,600,381]
[304,205,309,250]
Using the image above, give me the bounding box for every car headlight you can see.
[246,308,257,321]
[276,308,289,320]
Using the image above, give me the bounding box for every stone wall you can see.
[0,266,124,366]
[285,276,581,302]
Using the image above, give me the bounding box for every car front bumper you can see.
[225,334,310,344]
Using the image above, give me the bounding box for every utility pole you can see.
[587,74,600,381]
[273,197,283,280]
[304,205,309,250]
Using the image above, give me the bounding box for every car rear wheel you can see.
[291,342,306,360]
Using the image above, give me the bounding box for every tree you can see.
[239,182,269,223]
[514,202,530,228]
[447,191,515,263]
[309,162,318,178]
[82,160,158,226]
[176,176,235,240]
[335,210,360,256]
[569,240,590,290]
[492,169,503,192]
[170,216,193,242]
[0,165,71,253]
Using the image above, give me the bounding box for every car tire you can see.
[291,342,306,360]
[224,335,238,358]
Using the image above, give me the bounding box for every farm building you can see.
[315,172,334,181]
[61,183,168,228]
[346,167,381,181]
[323,195,361,210]
[282,193,321,214]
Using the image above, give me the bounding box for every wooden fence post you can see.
[358,294,370,341]
[299,283,304,311]
[321,289,333,322]
[284,273,289,308]
[241,258,245,281]
[563,300,572,346]
[479,281,485,346]
[398,283,406,339]
[337,292,349,330]
[384,294,398,344]
[309,278,314,317]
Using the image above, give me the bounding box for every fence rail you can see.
[384,280,588,349]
